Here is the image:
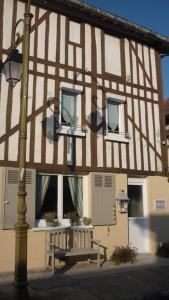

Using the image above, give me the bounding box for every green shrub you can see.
[156,242,169,258]
[110,245,138,265]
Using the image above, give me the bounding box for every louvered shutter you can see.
[91,173,115,225]
[2,167,36,229]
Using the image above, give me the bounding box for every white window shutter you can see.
[1,167,36,229]
[91,173,116,225]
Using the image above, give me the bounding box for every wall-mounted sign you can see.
[154,200,166,210]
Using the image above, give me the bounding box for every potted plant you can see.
[44,211,58,227]
[66,211,80,226]
[83,217,92,226]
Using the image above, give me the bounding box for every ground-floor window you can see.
[36,174,84,222]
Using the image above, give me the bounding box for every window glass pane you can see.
[128,185,143,217]
[61,91,76,125]
[63,176,83,218]
[36,175,57,219]
[108,100,119,133]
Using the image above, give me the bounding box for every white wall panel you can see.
[147,102,154,146]
[67,137,73,165]
[121,144,127,169]
[28,74,33,116]
[132,48,138,84]
[26,122,31,162]
[105,35,121,76]
[150,48,157,90]
[35,77,44,110]
[76,138,82,166]
[85,24,91,71]
[125,39,131,81]
[97,90,103,167]
[48,13,57,62]
[76,47,82,69]
[106,141,112,168]
[8,132,19,161]
[3,0,13,49]
[135,129,141,170]
[143,46,151,88]
[11,81,21,128]
[46,104,54,164]
[60,15,66,64]
[68,44,74,67]
[150,147,156,171]
[37,22,46,59]
[128,120,134,169]
[140,101,146,136]
[57,136,64,164]
[34,113,43,163]
[95,28,102,74]
[69,21,80,44]
[0,76,8,137]
[0,142,5,160]
[85,87,91,166]
[113,143,119,168]
[154,104,161,155]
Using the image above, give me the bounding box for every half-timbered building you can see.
[1,0,169,272]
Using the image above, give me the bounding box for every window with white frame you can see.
[105,93,129,143]
[61,90,77,126]
[56,83,85,137]
[36,174,87,224]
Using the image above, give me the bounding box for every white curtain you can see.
[108,101,119,132]
[62,92,76,125]
[68,177,83,217]
[36,175,50,218]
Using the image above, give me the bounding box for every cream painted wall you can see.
[147,176,169,253]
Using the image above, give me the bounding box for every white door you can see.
[128,178,149,253]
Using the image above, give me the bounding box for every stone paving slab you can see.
[1,255,169,300]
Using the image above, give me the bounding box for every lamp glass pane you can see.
[10,61,22,82]
[3,61,10,81]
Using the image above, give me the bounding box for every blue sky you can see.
[85,0,169,99]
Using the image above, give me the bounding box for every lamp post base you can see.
[14,222,29,287]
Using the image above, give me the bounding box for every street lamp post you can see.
[0,1,33,287]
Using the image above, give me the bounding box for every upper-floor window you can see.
[61,90,77,126]
[105,93,129,143]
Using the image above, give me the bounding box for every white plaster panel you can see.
[97,90,103,167]
[105,34,121,76]
[76,47,82,69]
[67,137,73,165]
[39,8,47,18]
[34,113,42,163]
[95,28,102,74]
[57,136,64,164]
[154,104,161,155]
[26,122,31,162]
[143,46,151,88]
[127,97,132,118]
[47,79,55,100]
[68,71,74,79]
[68,44,74,67]
[147,102,154,146]
[29,61,34,70]
[124,39,131,80]
[0,76,8,137]
[35,77,44,110]
[140,89,144,97]
[134,99,139,127]
[69,21,80,44]
[140,101,146,136]
[126,86,131,94]
[112,82,117,90]
[128,120,134,169]
[30,5,36,25]
[29,31,35,57]
[16,1,25,53]
[85,75,91,83]
[59,69,65,77]
[106,141,112,168]
[11,81,21,128]
[48,66,55,75]
[119,84,124,92]
[104,80,109,88]
[150,48,157,90]
[153,93,158,101]
[48,13,57,62]
[157,157,162,172]
[147,91,151,99]
[135,129,141,170]
[8,131,19,161]
[132,49,138,84]
[113,143,119,168]
[142,138,148,171]
[37,63,45,73]
[60,16,66,64]
[76,138,82,166]
[85,87,91,166]
[0,142,5,160]
[46,104,54,164]
[133,88,138,95]
[121,144,127,169]
[28,74,33,117]
[85,24,91,71]
[37,22,46,59]
[3,0,13,49]
[139,65,144,86]
[149,147,156,171]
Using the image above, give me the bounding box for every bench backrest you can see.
[46,228,93,251]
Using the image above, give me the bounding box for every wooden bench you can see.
[45,228,101,273]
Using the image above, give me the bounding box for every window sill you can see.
[31,225,93,232]
[56,125,86,137]
[104,133,130,143]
